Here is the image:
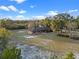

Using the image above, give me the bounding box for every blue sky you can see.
[0,0,79,20]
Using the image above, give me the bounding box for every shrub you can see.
[1,47,21,59]
[64,52,75,59]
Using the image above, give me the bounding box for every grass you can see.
[24,32,79,53]
[11,30,79,53]
[37,32,79,43]
[25,38,79,53]
[12,29,28,40]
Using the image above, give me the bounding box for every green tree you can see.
[66,21,77,31]
[40,18,51,27]
[75,16,79,29]
[50,13,72,31]
[0,19,7,28]
[51,20,66,31]
[53,13,73,21]
[1,47,21,59]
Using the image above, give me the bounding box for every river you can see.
[17,44,55,59]
[11,29,79,59]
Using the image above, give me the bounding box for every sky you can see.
[0,0,79,20]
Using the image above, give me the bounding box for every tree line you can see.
[1,13,79,32]
[27,13,79,33]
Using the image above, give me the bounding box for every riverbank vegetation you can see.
[0,28,21,59]
[0,13,79,59]
[0,28,76,59]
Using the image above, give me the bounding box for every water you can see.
[13,30,54,59]
[13,30,79,59]
[16,44,54,59]
[24,35,37,39]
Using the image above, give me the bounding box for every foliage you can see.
[51,20,60,31]
[0,28,11,49]
[49,52,75,59]
[0,28,21,59]
[49,55,58,59]
[50,13,72,31]
[0,19,27,30]
[1,47,21,59]
[53,13,73,21]
[0,28,11,39]
[40,18,51,27]
[0,13,79,31]
[50,20,66,31]
[0,20,7,28]
[64,52,75,59]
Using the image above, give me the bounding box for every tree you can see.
[75,16,79,29]
[50,13,74,31]
[51,20,59,31]
[40,18,51,27]
[0,19,7,28]
[50,20,66,31]
[66,21,77,31]
[53,13,73,21]
[1,47,21,59]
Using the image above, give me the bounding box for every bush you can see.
[64,52,75,59]
[1,47,21,59]
[6,24,26,30]
[0,28,11,50]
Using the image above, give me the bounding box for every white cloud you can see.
[0,15,13,19]
[68,9,78,13]
[32,16,46,20]
[0,5,27,14]
[15,15,25,20]
[0,5,18,12]
[30,5,35,8]
[67,9,79,17]
[7,16,13,19]
[46,11,58,16]
[10,0,26,4]
[8,5,18,12]
[31,11,58,20]
[0,6,9,11]
[19,10,26,14]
